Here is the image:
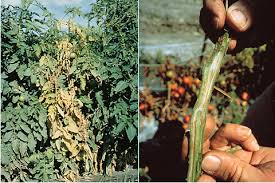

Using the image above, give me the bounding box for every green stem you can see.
[187,32,230,181]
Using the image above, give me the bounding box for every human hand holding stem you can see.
[186,0,230,181]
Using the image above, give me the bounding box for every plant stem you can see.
[187,32,230,181]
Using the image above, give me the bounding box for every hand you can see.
[200,0,275,53]
[181,115,217,160]
[198,123,275,182]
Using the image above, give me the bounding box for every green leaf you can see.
[55,139,61,151]
[1,168,11,181]
[33,131,42,141]
[33,44,41,57]
[24,68,31,76]
[30,74,37,84]
[12,96,19,103]
[12,139,19,155]
[88,139,97,151]
[9,55,19,63]
[28,133,36,151]
[7,62,19,73]
[41,126,47,138]
[114,122,126,134]
[17,131,28,142]
[20,110,28,122]
[19,141,28,156]
[19,123,31,134]
[126,124,136,142]
[39,111,47,127]
[2,131,13,142]
[96,91,104,107]
[114,81,128,93]
[79,96,92,104]
[96,133,103,141]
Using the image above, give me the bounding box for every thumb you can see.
[227,0,254,32]
[201,150,266,181]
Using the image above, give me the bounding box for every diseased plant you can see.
[187,32,230,181]
[1,0,137,181]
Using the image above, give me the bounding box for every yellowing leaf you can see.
[42,81,52,91]
[48,105,56,121]
[39,55,47,66]
[70,146,80,157]
[56,105,65,117]
[62,129,72,139]
[67,118,79,133]
[52,130,63,139]
[63,139,77,154]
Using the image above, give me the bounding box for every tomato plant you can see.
[1,0,137,181]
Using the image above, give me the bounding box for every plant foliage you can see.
[1,0,137,181]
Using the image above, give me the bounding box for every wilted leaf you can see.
[56,105,65,117]
[52,130,63,139]
[67,119,79,133]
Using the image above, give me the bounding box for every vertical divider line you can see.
[137,0,140,182]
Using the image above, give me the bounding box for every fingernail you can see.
[237,126,251,138]
[202,155,221,174]
[250,140,260,151]
[230,9,247,29]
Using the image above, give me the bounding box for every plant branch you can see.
[187,32,230,181]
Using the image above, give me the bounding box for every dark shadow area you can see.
[139,121,188,182]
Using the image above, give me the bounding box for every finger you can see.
[198,174,216,182]
[210,124,260,152]
[203,0,226,30]
[228,37,237,52]
[204,115,217,141]
[256,161,275,181]
[201,150,267,181]
[226,0,254,32]
[200,7,224,44]
[233,149,253,163]
[203,139,210,154]
[181,135,189,160]
[250,147,275,165]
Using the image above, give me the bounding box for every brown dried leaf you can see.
[67,118,79,133]
[56,105,65,117]
[52,130,63,139]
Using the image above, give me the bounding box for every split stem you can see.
[186,32,230,181]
